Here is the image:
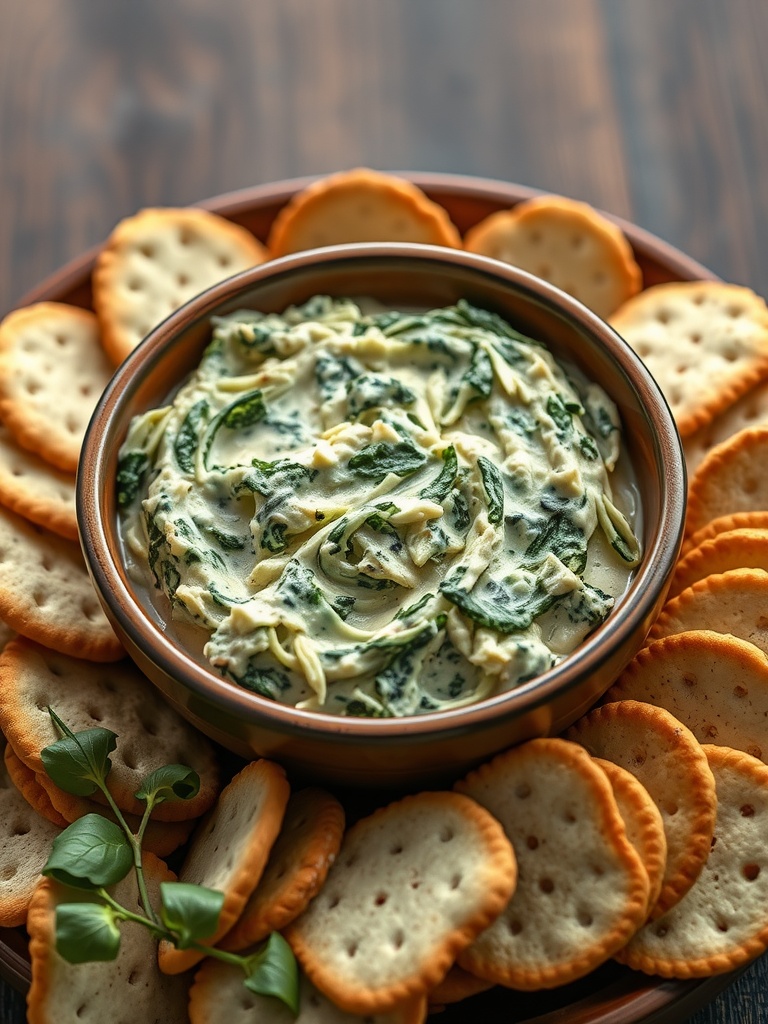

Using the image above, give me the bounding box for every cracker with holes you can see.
[0,732,62,927]
[427,964,494,1008]
[609,282,768,438]
[221,787,345,952]
[27,854,191,1024]
[682,511,768,559]
[284,790,515,1015]
[3,741,67,828]
[189,961,428,1024]
[0,637,220,822]
[0,504,122,661]
[0,302,114,473]
[453,737,648,990]
[669,529,768,597]
[608,630,768,765]
[93,207,268,365]
[158,758,289,975]
[567,701,716,919]
[0,424,77,541]
[686,426,768,536]
[683,378,768,477]
[649,568,768,656]
[267,168,462,257]
[593,757,668,915]
[617,746,768,977]
[463,194,642,320]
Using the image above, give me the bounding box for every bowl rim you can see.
[78,241,686,741]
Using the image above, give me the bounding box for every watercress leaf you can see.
[43,814,133,889]
[244,932,300,1015]
[135,765,201,805]
[159,882,224,948]
[41,715,117,796]
[55,902,122,964]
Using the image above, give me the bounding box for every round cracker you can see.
[464,195,642,319]
[27,854,190,1024]
[189,961,428,1024]
[267,168,462,257]
[0,302,114,473]
[683,377,768,478]
[592,756,668,915]
[0,504,122,661]
[93,206,268,365]
[566,700,716,919]
[682,510,768,558]
[649,568,768,656]
[669,528,768,597]
[158,758,290,975]
[617,746,768,977]
[454,737,649,990]
[221,787,344,952]
[609,282,768,438]
[427,964,493,1007]
[608,630,768,764]
[0,637,220,822]
[0,423,77,541]
[686,426,768,536]
[285,790,515,1015]
[2,741,67,828]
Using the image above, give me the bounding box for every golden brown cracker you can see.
[0,424,77,541]
[617,746,768,977]
[454,738,648,990]
[464,194,642,319]
[686,426,768,536]
[0,302,114,473]
[3,742,67,828]
[567,700,716,919]
[158,759,290,975]
[682,512,768,558]
[427,964,494,1007]
[93,206,268,365]
[670,529,768,597]
[221,787,344,952]
[683,378,768,478]
[268,169,462,257]
[285,790,515,1015]
[609,282,768,438]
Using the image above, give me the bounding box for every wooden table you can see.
[1,1,768,1020]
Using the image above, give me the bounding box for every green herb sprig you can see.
[40,708,299,1014]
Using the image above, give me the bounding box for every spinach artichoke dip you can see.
[118,296,641,718]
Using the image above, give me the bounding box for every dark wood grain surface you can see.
[2,1,768,1020]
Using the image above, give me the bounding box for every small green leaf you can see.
[44,815,133,890]
[244,932,300,1015]
[135,765,200,805]
[41,711,117,796]
[55,902,122,964]
[159,882,224,949]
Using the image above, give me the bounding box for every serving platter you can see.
[0,172,741,1023]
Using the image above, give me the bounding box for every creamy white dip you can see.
[118,296,640,717]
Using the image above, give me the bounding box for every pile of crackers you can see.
[2,168,768,1020]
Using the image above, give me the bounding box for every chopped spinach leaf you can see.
[524,514,587,574]
[173,400,208,473]
[116,452,149,508]
[345,374,416,419]
[441,564,560,633]
[419,446,458,503]
[348,440,427,481]
[478,456,504,524]
[202,389,267,469]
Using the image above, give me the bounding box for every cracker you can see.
[3,741,67,828]
[686,426,768,536]
[670,529,768,597]
[0,732,61,926]
[592,756,667,915]
[221,786,344,952]
[158,758,289,975]
[566,700,716,918]
[683,378,768,477]
[649,568,768,656]
[27,854,190,1024]
[0,505,122,661]
[427,964,493,1007]
[189,961,428,1024]
[682,511,768,558]
[617,745,768,977]
[284,790,515,1014]
[0,302,114,473]
[464,195,642,319]
[608,630,768,764]
[454,737,648,990]
[267,168,462,257]
[0,423,77,541]
[93,206,268,365]
[609,282,768,437]
[0,637,220,822]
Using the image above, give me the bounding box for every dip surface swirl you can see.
[118,296,640,718]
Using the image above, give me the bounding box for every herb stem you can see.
[97,889,167,940]
[96,783,158,925]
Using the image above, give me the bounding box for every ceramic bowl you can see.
[78,242,686,788]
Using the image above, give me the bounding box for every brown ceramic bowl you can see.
[78,241,685,788]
